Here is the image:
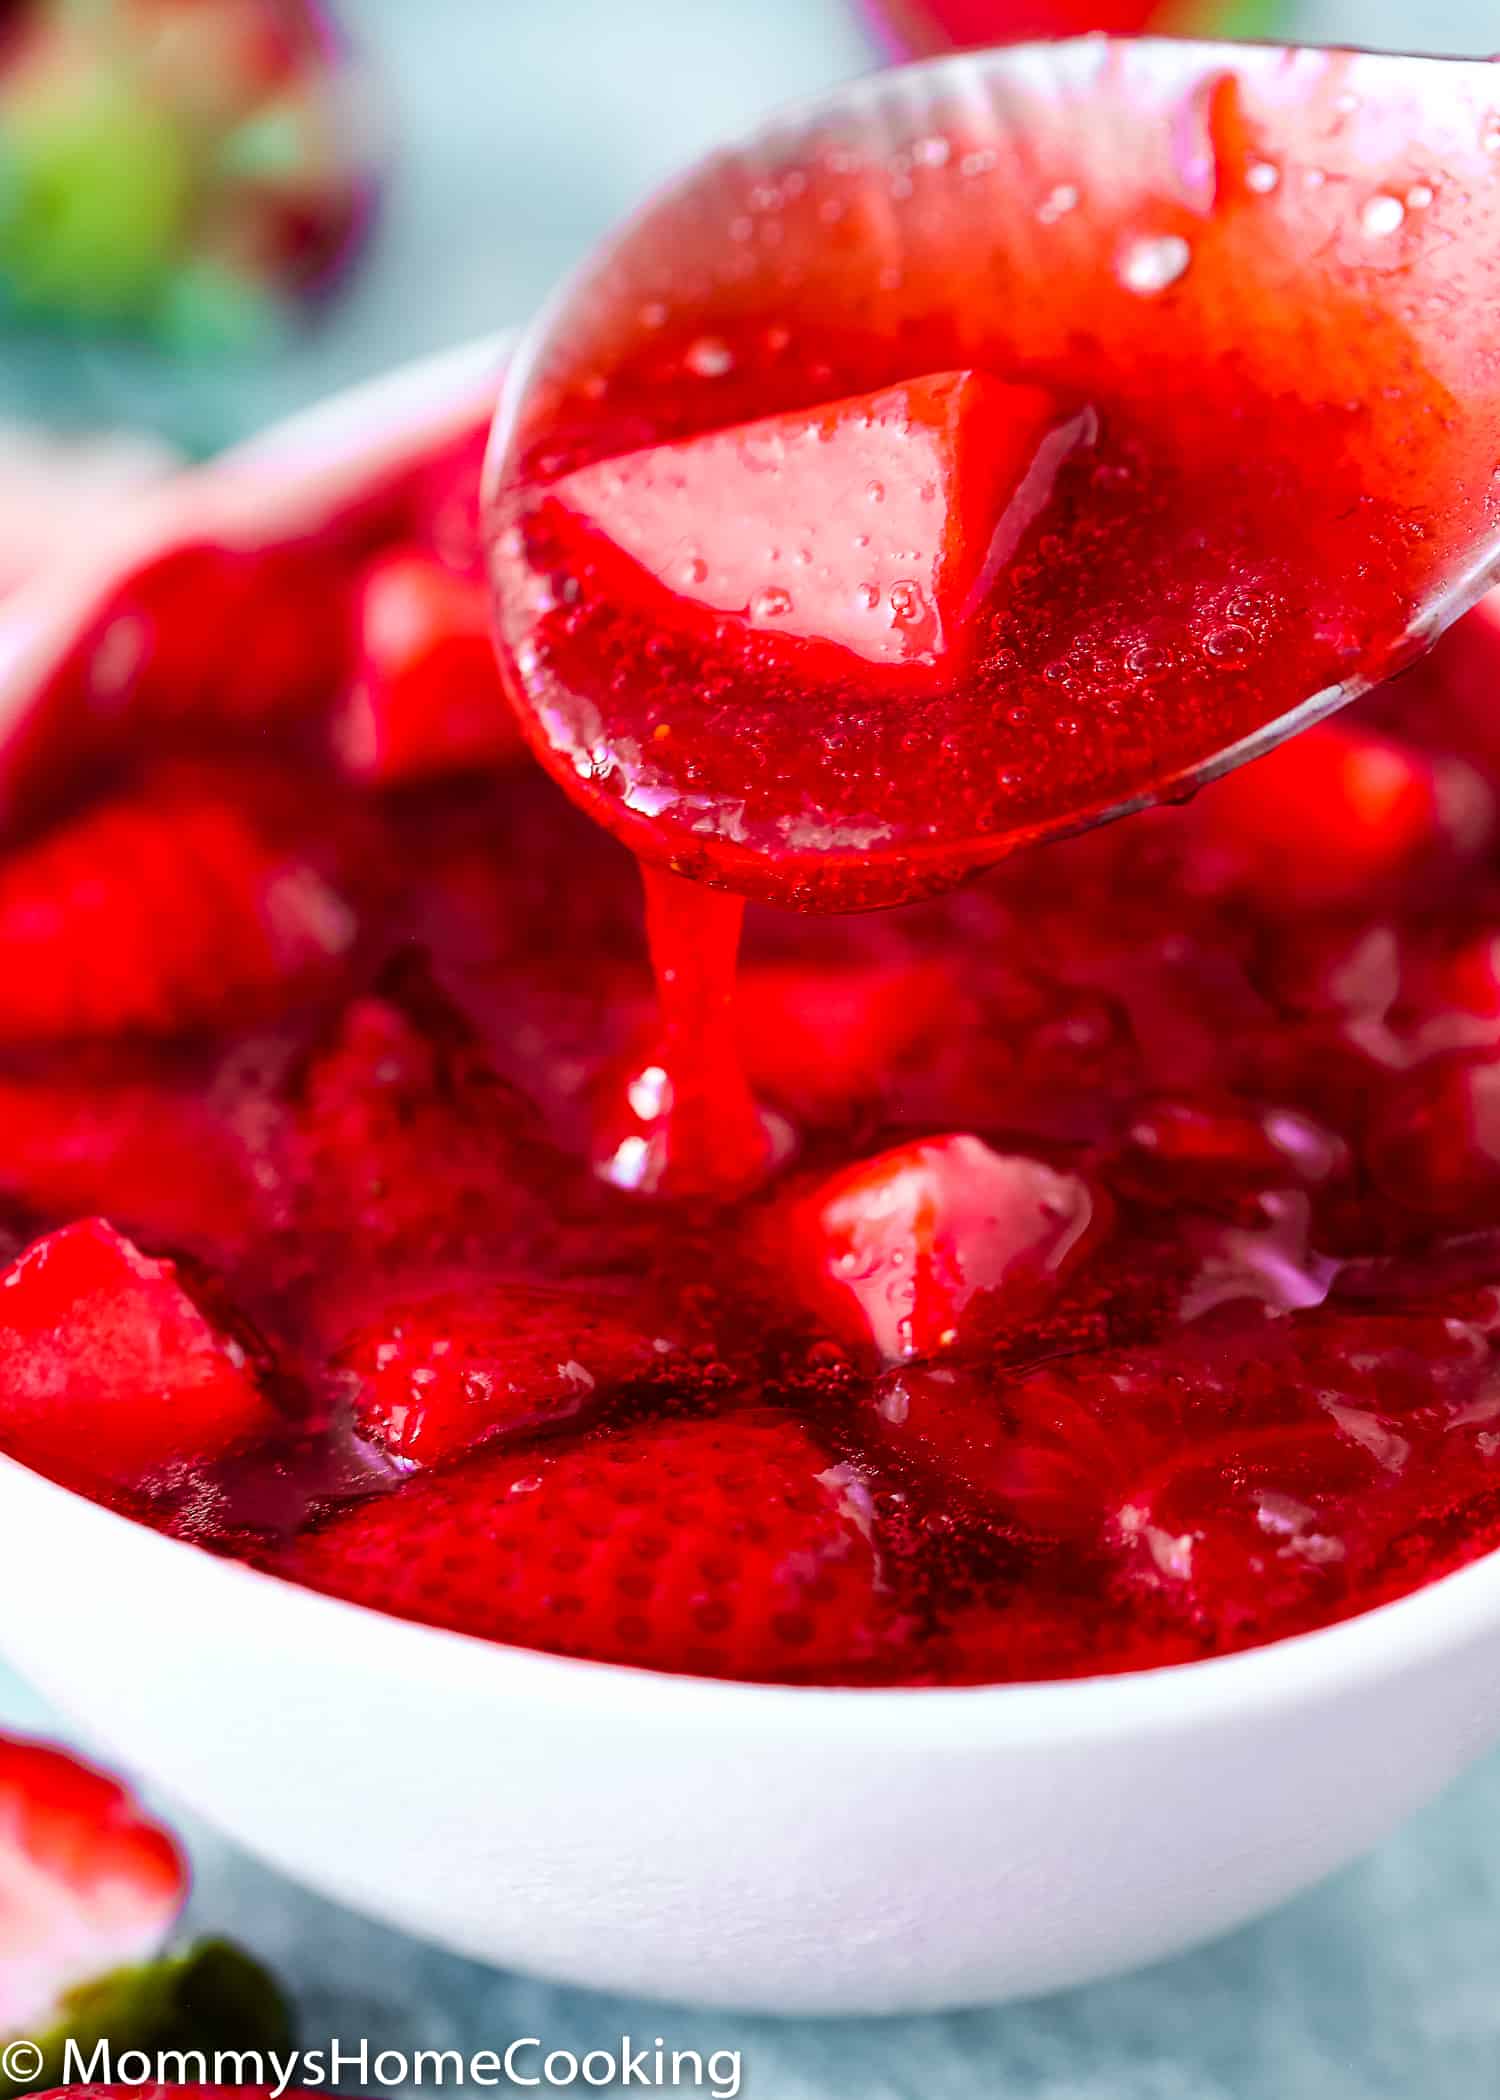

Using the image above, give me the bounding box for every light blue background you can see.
[0,0,1492,450]
[7,1,1500,2089]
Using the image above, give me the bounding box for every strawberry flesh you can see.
[772,1132,1107,1362]
[0,1072,269,1261]
[0,1732,184,2035]
[339,1282,662,1466]
[1197,721,1493,908]
[281,1411,899,1680]
[0,1218,278,1491]
[332,546,524,785]
[290,994,551,1267]
[0,765,358,1043]
[550,370,1064,680]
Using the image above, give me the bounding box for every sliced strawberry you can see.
[331,547,524,786]
[549,370,1065,680]
[0,765,359,1043]
[0,1733,184,2037]
[0,1218,279,1491]
[770,1133,1107,1363]
[338,1282,662,1466]
[281,1410,901,1679]
[1197,721,1493,909]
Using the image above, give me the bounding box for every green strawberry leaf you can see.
[0,1940,293,2098]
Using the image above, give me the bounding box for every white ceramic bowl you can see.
[4,336,1500,2016]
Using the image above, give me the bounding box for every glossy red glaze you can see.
[489,42,1500,911]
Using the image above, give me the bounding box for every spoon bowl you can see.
[486,37,1500,909]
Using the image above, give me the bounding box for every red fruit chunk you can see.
[1369,1055,1500,1223]
[331,547,524,785]
[281,1411,898,1679]
[550,370,1065,679]
[85,541,351,737]
[0,1732,185,2034]
[1198,721,1493,909]
[291,995,547,1263]
[409,419,492,577]
[339,1283,661,1466]
[870,1358,1122,1536]
[773,1132,1106,1362]
[0,1218,277,1491]
[873,1303,1500,1653]
[1108,1414,1389,1646]
[0,766,358,1042]
[1372,591,1500,779]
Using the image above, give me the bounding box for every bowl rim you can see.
[4,320,1500,1749]
[7,1432,1500,1747]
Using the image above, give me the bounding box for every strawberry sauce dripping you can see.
[604,865,772,1195]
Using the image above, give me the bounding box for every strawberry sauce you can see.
[482,54,1500,1203]
[13,27,1500,1682]
[0,410,1498,1684]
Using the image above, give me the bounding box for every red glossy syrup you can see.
[597,867,775,1196]
[494,347,1421,1195]
[4,414,1500,1683]
[483,68,1498,1194]
[493,340,1414,915]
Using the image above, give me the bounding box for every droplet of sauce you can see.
[1116,233,1191,295]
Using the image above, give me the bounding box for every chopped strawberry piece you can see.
[331,547,524,786]
[771,1132,1107,1362]
[550,370,1065,679]
[0,765,359,1042]
[1198,721,1493,908]
[83,541,352,738]
[1110,1417,1389,1645]
[280,1411,901,1679]
[0,1218,278,1490]
[338,1283,661,1465]
[0,1732,184,2037]
[291,994,549,1264]
[869,1304,1496,1651]
[869,1357,1128,1537]
[1120,1097,1347,1191]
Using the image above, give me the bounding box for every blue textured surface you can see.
[6,1,1500,2088]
